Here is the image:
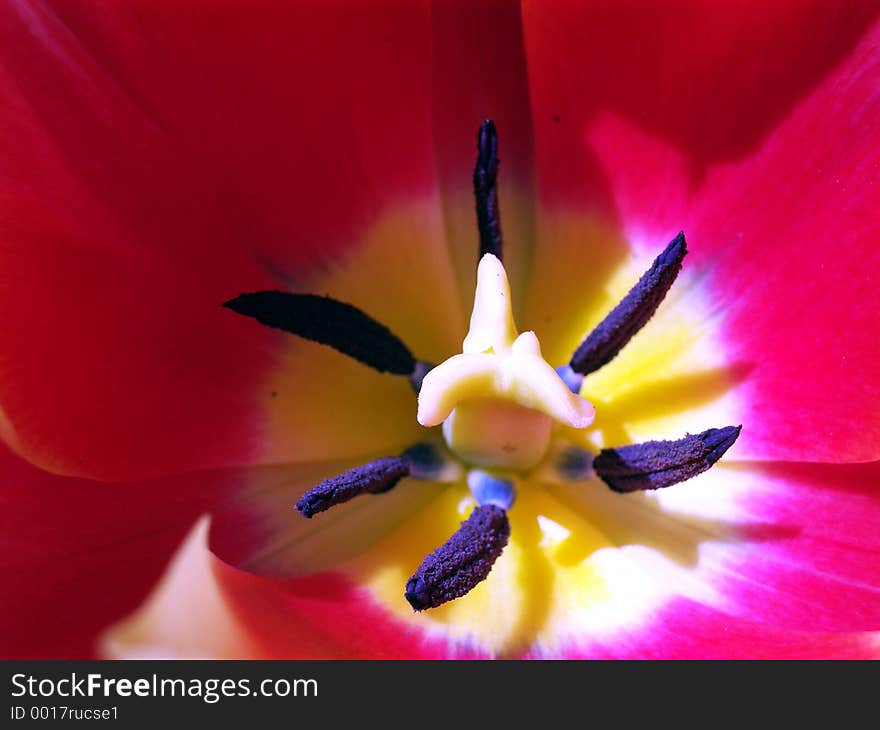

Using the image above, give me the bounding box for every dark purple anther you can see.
[570,231,687,376]
[474,119,503,260]
[405,504,510,611]
[295,456,411,518]
[593,425,742,493]
[223,291,417,376]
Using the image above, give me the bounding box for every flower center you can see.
[224,118,742,615]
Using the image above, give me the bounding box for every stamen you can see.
[223,291,421,377]
[467,470,516,509]
[531,441,595,484]
[569,231,687,377]
[593,425,742,493]
[554,445,595,482]
[473,120,503,260]
[555,364,585,395]
[402,443,464,483]
[296,444,461,519]
[405,504,510,611]
[295,456,411,518]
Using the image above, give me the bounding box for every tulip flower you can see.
[1,1,879,659]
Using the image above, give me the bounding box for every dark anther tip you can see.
[294,456,411,518]
[703,424,742,464]
[658,231,686,268]
[594,424,743,494]
[477,119,499,171]
[294,489,331,519]
[474,120,503,261]
[569,231,689,376]
[222,290,417,376]
[659,230,687,268]
[404,576,431,612]
[221,294,248,312]
[404,504,510,610]
[671,230,687,251]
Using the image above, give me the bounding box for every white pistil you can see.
[418,254,595,472]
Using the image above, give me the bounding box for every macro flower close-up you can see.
[2,0,880,660]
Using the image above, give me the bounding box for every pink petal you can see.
[521,2,880,462]
[554,599,880,660]
[713,461,880,632]
[571,458,880,641]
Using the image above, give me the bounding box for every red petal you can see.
[107,517,475,659]
[2,436,446,659]
[428,1,537,314]
[0,1,449,479]
[213,565,479,660]
[521,2,880,462]
[0,442,225,658]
